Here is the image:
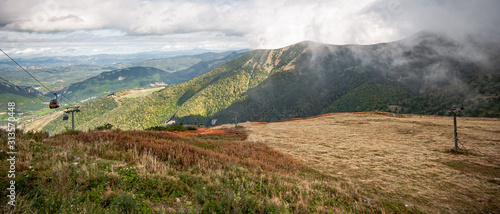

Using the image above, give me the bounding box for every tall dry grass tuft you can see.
[49,130,302,173]
[136,150,172,177]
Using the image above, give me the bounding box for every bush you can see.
[95,123,114,131]
[62,129,81,135]
[145,124,196,132]
[113,193,138,214]
[23,130,49,142]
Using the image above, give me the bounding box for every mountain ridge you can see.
[41,32,500,133]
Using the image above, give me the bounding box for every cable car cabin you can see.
[49,99,60,109]
[63,114,69,121]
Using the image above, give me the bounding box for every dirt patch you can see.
[25,110,65,131]
[118,87,165,99]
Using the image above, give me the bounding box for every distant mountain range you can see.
[54,51,245,102]
[0,49,247,68]
[0,49,248,90]
[41,32,500,133]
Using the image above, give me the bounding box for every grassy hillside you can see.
[0,128,380,213]
[242,112,500,213]
[5,113,499,213]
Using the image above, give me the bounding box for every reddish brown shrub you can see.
[49,130,301,172]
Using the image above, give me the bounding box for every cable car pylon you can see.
[64,106,80,130]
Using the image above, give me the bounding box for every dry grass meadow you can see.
[240,112,500,213]
[2,112,498,213]
[2,127,375,213]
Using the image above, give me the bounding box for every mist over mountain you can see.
[228,31,499,119]
[42,32,500,133]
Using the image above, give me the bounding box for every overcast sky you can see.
[0,0,499,57]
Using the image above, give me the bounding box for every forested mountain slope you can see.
[0,82,46,113]
[42,32,500,134]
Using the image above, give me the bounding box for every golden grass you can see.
[1,129,380,213]
[4,113,497,213]
[242,112,500,213]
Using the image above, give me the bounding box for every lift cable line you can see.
[0,75,48,103]
[1,48,82,131]
[0,48,74,106]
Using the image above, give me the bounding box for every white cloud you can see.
[0,0,498,56]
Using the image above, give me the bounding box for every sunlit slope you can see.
[41,46,306,133]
